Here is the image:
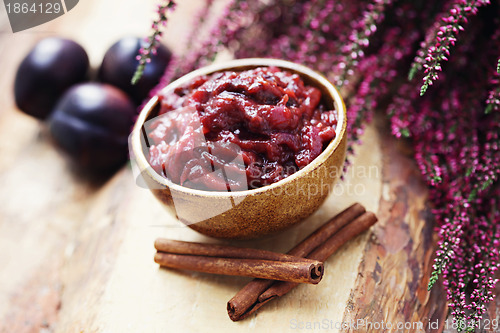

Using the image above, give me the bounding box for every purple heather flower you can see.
[132,0,176,85]
[412,0,491,96]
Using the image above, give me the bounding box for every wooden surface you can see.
[0,1,498,332]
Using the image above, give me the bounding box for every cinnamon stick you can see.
[154,240,324,284]
[154,253,323,284]
[155,239,324,263]
[227,203,376,321]
[227,203,365,320]
[287,202,366,257]
[258,212,378,301]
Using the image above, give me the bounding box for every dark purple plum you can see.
[48,83,136,173]
[98,36,171,105]
[14,37,89,119]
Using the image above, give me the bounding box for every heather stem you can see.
[418,0,490,95]
[132,1,176,85]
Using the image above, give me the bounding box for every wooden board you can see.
[0,1,498,332]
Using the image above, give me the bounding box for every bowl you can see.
[129,58,347,239]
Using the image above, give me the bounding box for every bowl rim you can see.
[130,58,347,198]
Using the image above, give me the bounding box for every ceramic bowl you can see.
[129,58,347,239]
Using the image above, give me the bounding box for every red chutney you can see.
[147,67,337,191]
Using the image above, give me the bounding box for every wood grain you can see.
[340,116,448,332]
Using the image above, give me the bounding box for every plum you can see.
[48,83,136,173]
[14,37,89,119]
[98,37,171,105]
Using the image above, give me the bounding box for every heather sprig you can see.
[485,65,500,113]
[335,0,394,86]
[407,0,454,82]
[485,86,500,114]
[293,0,334,70]
[444,197,500,331]
[387,82,419,139]
[132,1,176,85]
[347,19,421,152]
[414,0,490,96]
[428,204,468,290]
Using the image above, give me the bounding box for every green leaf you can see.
[481,179,493,191]
[408,66,418,81]
[428,271,439,290]
[432,175,442,183]
[468,188,478,202]
[131,62,145,85]
[420,83,428,96]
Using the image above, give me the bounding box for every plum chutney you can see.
[147,66,337,191]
